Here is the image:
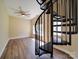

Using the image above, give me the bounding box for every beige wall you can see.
[9,16,32,38]
[0,0,9,57]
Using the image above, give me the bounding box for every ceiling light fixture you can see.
[11,0,30,16]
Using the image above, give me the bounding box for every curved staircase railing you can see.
[35,0,78,58]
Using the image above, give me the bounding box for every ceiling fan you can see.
[11,6,30,16]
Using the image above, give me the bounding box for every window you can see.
[33,24,43,36]
[33,25,35,34]
[33,22,61,36]
[53,22,61,36]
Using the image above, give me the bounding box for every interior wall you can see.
[0,0,9,57]
[9,16,32,39]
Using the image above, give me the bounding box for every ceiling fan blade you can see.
[25,14,30,15]
[10,8,19,11]
[25,10,30,13]
[14,11,22,13]
[24,14,30,16]
[19,6,22,11]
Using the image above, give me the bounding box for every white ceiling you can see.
[4,0,42,19]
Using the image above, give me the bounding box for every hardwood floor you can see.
[1,38,73,59]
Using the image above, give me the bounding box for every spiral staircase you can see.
[35,0,77,58]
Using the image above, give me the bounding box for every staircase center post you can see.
[50,0,53,58]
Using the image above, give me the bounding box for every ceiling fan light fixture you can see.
[22,14,25,16]
[11,6,30,16]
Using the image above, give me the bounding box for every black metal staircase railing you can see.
[35,0,77,58]
[35,5,53,56]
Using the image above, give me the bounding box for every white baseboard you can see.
[0,40,9,58]
[54,46,77,59]
[9,36,30,39]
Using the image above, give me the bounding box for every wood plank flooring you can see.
[1,38,73,59]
